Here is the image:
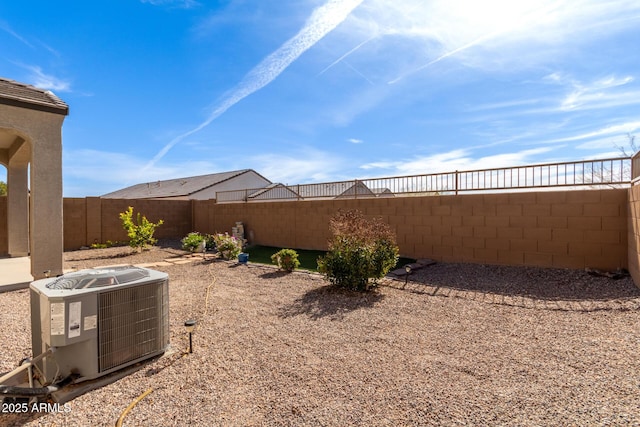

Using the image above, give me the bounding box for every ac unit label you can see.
[50,302,65,336]
[84,314,97,331]
[68,301,81,338]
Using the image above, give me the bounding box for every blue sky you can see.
[2,0,640,197]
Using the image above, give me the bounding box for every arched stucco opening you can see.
[0,78,68,280]
[0,128,31,258]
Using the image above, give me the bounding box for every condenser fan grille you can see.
[46,266,150,290]
[98,280,170,372]
[47,277,80,290]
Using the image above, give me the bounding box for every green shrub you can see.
[317,210,399,291]
[271,249,300,272]
[213,232,242,260]
[182,232,205,252]
[182,232,216,252]
[119,206,163,252]
[204,234,216,251]
[90,240,123,249]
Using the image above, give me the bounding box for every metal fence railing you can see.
[632,151,640,183]
[215,157,632,203]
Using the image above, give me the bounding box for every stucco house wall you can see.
[0,97,67,278]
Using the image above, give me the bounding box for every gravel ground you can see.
[1,240,640,426]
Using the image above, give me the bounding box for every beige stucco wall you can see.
[0,196,7,254]
[0,103,66,278]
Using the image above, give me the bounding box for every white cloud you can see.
[461,73,640,125]
[576,135,632,151]
[360,147,555,176]
[16,64,72,92]
[248,149,347,184]
[466,98,543,113]
[348,138,363,144]
[63,149,219,196]
[140,0,199,8]
[560,75,634,111]
[319,0,640,84]
[550,121,640,144]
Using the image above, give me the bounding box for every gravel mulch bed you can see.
[1,240,639,426]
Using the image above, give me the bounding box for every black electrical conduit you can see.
[0,375,72,398]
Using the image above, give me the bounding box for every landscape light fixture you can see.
[184,319,196,353]
[404,265,412,288]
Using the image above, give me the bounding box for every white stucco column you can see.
[29,122,64,279]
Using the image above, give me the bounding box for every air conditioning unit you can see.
[29,266,169,384]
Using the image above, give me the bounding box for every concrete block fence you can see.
[196,189,628,271]
[2,188,639,286]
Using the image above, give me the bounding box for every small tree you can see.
[119,206,164,252]
[0,181,7,196]
[318,209,399,291]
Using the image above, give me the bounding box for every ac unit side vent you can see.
[98,280,169,372]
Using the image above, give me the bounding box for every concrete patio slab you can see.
[0,257,33,293]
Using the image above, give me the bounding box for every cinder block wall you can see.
[57,198,193,250]
[0,197,7,254]
[201,189,628,271]
[63,198,88,250]
[0,189,630,275]
[97,199,192,244]
[627,185,640,285]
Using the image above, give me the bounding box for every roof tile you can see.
[102,169,267,199]
[0,77,69,115]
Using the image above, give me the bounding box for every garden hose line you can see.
[115,388,153,427]
[203,264,217,319]
[114,266,217,425]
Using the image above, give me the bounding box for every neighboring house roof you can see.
[370,187,395,197]
[335,181,375,198]
[0,77,69,115]
[294,181,358,198]
[286,181,378,199]
[102,169,271,199]
[248,183,300,200]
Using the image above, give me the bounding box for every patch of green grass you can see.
[243,246,325,271]
[243,245,415,272]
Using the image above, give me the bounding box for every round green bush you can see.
[271,248,300,272]
[181,232,205,252]
[317,210,399,291]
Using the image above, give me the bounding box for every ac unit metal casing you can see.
[29,266,169,383]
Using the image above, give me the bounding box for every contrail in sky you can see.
[317,35,376,77]
[0,21,33,48]
[388,32,496,85]
[143,0,364,172]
